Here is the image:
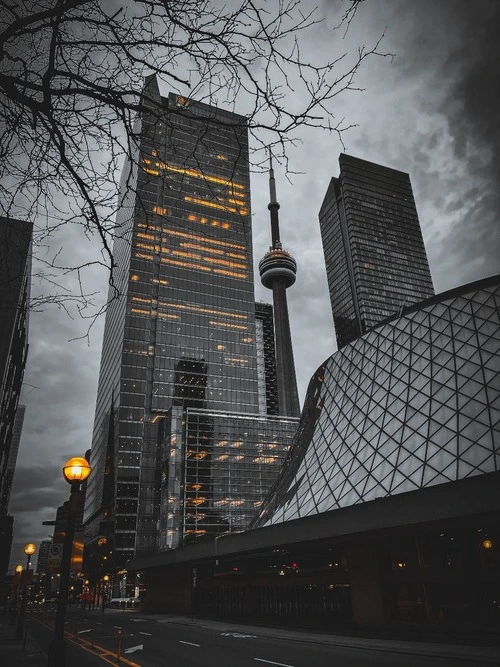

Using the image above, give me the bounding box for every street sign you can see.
[47,543,63,569]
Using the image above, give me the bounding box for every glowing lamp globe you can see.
[15,565,23,574]
[63,457,92,484]
[103,575,110,582]
[24,543,36,556]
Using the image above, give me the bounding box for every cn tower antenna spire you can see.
[268,154,281,248]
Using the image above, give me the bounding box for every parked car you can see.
[107,597,141,609]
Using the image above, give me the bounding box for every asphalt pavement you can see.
[7,606,498,667]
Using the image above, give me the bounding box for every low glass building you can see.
[255,274,500,527]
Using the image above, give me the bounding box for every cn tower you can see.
[259,161,301,418]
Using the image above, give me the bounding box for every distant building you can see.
[319,154,434,348]
[0,217,32,581]
[36,540,52,575]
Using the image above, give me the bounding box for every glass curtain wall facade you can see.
[160,409,298,549]
[85,76,264,565]
[319,154,434,349]
[254,275,500,527]
[255,302,279,416]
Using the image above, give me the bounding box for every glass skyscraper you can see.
[84,77,297,566]
[319,154,435,349]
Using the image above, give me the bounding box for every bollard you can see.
[117,627,122,662]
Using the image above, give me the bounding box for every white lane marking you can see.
[179,640,200,647]
[254,659,295,667]
[221,632,257,638]
[124,644,143,654]
[139,632,152,636]
[113,625,122,629]
[95,622,103,625]
[77,629,91,634]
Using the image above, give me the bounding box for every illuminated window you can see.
[253,456,276,464]
[137,232,155,240]
[160,257,212,272]
[180,243,225,255]
[217,345,225,351]
[153,206,168,216]
[213,268,248,279]
[242,337,253,343]
[209,321,248,330]
[136,243,155,251]
[203,256,246,269]
[216,154,228,161]
[172,250,202,260]
[152,278,168,285]
[130,274,139,281]
[153,161,245,190]
[184,195,237,213]
[143,167,159,176]
[132,297,152,304]
[215,454,229,461]
[134,252,153,261]
[165,228,245,251]
[131,308,151,316]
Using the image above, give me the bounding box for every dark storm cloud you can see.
[384,0,500,284]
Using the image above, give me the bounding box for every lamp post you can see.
[15,543,36,639]
[101,575,109,612]
[47,457,91,667]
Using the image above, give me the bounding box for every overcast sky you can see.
[8,0,499,571]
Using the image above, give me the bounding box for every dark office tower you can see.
[259,164,300,417]
[319,154,435,349]
[36,540,52,575]
[255,302,279,415]
[84,76,262,565]
[0,218,31,550]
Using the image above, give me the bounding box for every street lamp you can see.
[15,543,36,639]
[47,457,91,667]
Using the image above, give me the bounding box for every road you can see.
[26,606,497,667]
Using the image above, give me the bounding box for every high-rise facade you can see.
[319,154,434,349]
[84,77,298,566]
[0,217,31,582]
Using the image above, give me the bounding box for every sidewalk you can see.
[0,614,45,667]
[131,612,500,664]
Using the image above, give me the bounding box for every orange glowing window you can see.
[226,253,246,260]
[153,206,168,215]
[180,243,224,255]
[137,232,155,240]
[152,278,168,285]
[131,308,151,315]
[136,243,155,251]
[217,345,225,350]
[165,228,244,251]
[213,268,247,279]
[154,161,245,190]
[138,223,159,231]
[203,256,246,269]
[172,250,201,260]
[130,274,139,281]
[216,154,228,161]
[241,337,253,343]
[209,321,248,330]
[132,297,152,304]
[143,167,159,176]
[160,257,212,272]
[184,196,236,213]
[157,312,179,319]
[134,252,153,260]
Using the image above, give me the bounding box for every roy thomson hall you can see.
[130,274,500,630]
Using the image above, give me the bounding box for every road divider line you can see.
[254,659,295,667]
[139,632,152,636]
[179,640,200,647]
